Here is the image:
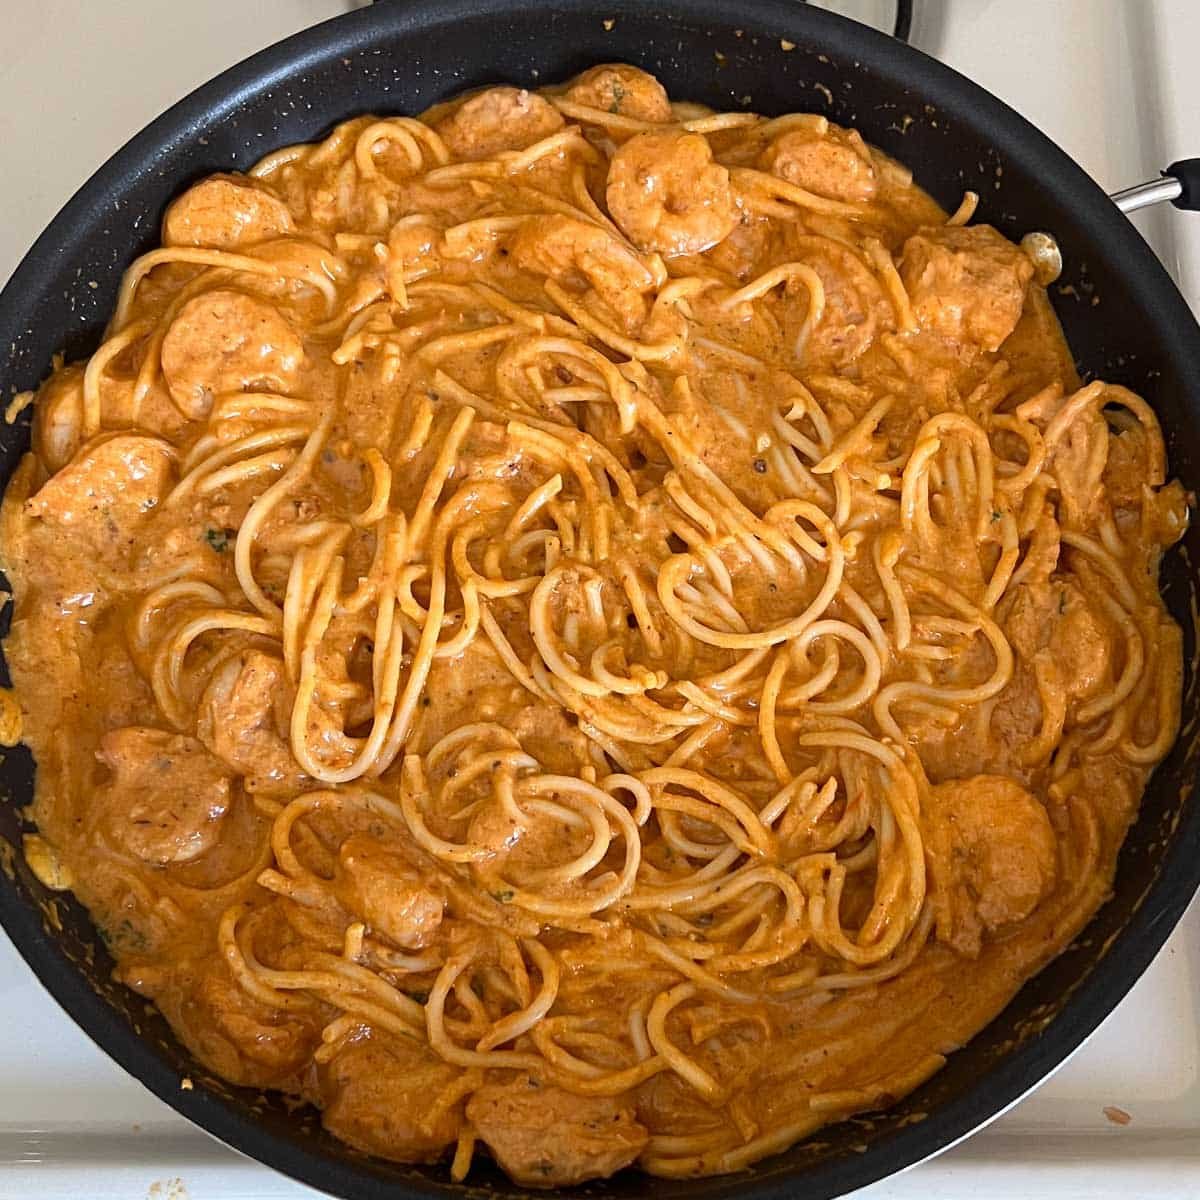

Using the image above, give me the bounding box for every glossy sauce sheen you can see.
[0,66,1187,1186]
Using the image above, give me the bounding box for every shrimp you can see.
[564,64,672,123]
[924,774,1058,957]
[606,130,739,257]
[760,125,878,204]
[509,214,657,329]
[435,86,564,161]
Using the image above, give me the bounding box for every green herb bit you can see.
[99,917,148,953]
[204,527,235,553]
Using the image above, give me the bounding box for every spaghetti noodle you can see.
[0,65,1187,1186]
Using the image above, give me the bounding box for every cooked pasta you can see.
[0,64,1187,1186]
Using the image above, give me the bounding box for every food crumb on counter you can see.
[147,1177,189,1200]
[1103,1105,1132,1126]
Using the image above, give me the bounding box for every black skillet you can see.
[1,3,1199,1198]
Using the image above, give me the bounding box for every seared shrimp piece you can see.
[510,214,656,329]
[467,1076,648,1187]
[333,834,446,950]
[435,86,564,161]
[160,289,303,418]
[564,64,672,123]
[606,130,739,256]
[925,774,1058,957]
[900,224,1034,352]
[163,174,295,250]
[320,1033,464,1162]
[97,726,231,865]
[760,125,878,204]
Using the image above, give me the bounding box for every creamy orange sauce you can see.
[0,66,1187,1186]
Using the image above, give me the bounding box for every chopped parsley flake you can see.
[204,527,235,553]
[99,917,148,953]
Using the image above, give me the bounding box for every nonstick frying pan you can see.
[1,3,1199,1198]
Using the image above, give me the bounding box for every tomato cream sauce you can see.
[0,66,1186,1186]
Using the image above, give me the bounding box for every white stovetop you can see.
[1,2,1199,1198]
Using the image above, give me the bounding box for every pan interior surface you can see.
[0,3,1197,1198]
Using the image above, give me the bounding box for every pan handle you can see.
[1111,159,1200,214]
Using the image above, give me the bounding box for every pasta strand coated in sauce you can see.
[0,66,1187,1186]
